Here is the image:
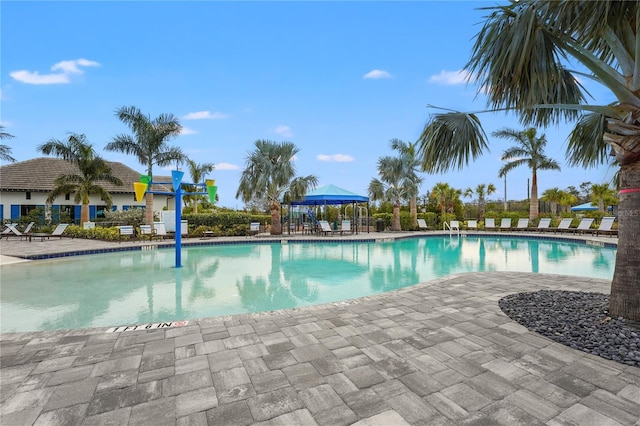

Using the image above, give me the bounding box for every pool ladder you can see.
[444,221,460,236]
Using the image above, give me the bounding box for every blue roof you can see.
[290,184,369,205]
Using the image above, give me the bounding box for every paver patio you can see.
[1,232,637,425]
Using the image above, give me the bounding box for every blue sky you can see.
[1,1,616,208]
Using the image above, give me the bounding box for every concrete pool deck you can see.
[2,231,639,425]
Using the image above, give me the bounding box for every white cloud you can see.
[10,58,100,85]
[275,125,293,137]
[363,69,392,79]
[183,111,230,120]
[215,162,240,170]
[316,154,355,162]
[180,127,197,135]
[429,70,474,85]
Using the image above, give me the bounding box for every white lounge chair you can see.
[318,220,334,236]
[569,217,595,234]
[29,223,69,241]
[139,224,156,241]
[484,218,496,231]
[499,218,512,231]
[3,223,23,240]
[417,218,429,231]
[595,217,617,237]
[449,220,460,231]
[467,220,478,231]
[154,222,168,239]
[514,218,529,231]
[533,218,551,232]
[553,218,574,233]
[341,220,352,235]
[248,222,260,237]
[119,225,134,242]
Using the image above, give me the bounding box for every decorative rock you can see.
[499,290,640,368]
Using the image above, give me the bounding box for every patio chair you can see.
[341,220,352,235]
[154,222,168,239]
[139,225,156,241]
[594,217,617,237]
[19,222,35,241]
[467,220,478,231]
[318,220,334,236]
[247,222,260,237]
[552,218,573,233]
[514,218,529,231]
[532,218,551,232]
[417,218,429,231]
[119,225,135,242]
[1,223,18,237]
[3,223,23,240]
[484,218,496,231]
[568,217,595,234]
[499,218,512,231]
[28,223,69,241]
[448,220,460,232]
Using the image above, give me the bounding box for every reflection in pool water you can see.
[0,236,616,332]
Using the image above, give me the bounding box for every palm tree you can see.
[464,183,496,218]
[38,133,122,225]
[105,106,185,225]
[0,125,16,163]
[559,191,578,214]
[416,1,640,320]
[183,159,215,214]
[495,128,561,220]
[236,140,318,235]
[541,187,564,215]
[368,155,419,231]
[590,183,617,212]
[430,182,462,228]
[390,139,422,228]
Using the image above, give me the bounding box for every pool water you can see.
[0,236,616,333]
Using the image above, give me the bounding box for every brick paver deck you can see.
[1,233,637,425]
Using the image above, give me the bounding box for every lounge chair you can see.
[341,220,352,235]
[248,222,260,237]
[3,223,23,240]
[154,222,168,239]
[567,217,595,234]
[449,220,460,232]
[531,218,551,232]
[139,225,156,241]
[19,222,35,241]
[467,220,478,231]
[318,220,334,236]
[484,218,496,231]
[514,218,529,231]
[1,223,18,237]
[552,218,573,233]
[28,223,69,241]
[417,218,429,231]
[594,217,617,237]
[499,218,512,231]
[119,225,134,242]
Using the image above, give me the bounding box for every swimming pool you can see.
[0,236,616,333]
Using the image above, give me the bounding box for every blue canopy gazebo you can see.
[570,202,598,212]
[289,184,369,233]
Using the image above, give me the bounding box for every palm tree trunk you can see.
[410,195,417,228]
[598,198,604,212]
[145,193,154,225]
[81,204,90,225]
[270,202,282,235]
[529,171,539,220]
[392,204,401,231]
[609,164,640,321]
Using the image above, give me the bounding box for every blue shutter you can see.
[0,204,3,220]
[90,205,97,219]
[10,205,20,220]
[74,206,81,223]
[123,205,130,211]
[51,205,60,223]
[111,205,117,211]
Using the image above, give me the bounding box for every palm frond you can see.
[566,112,610,168]
[417,111,488,174]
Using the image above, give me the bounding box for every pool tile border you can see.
[13,232,617,261]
